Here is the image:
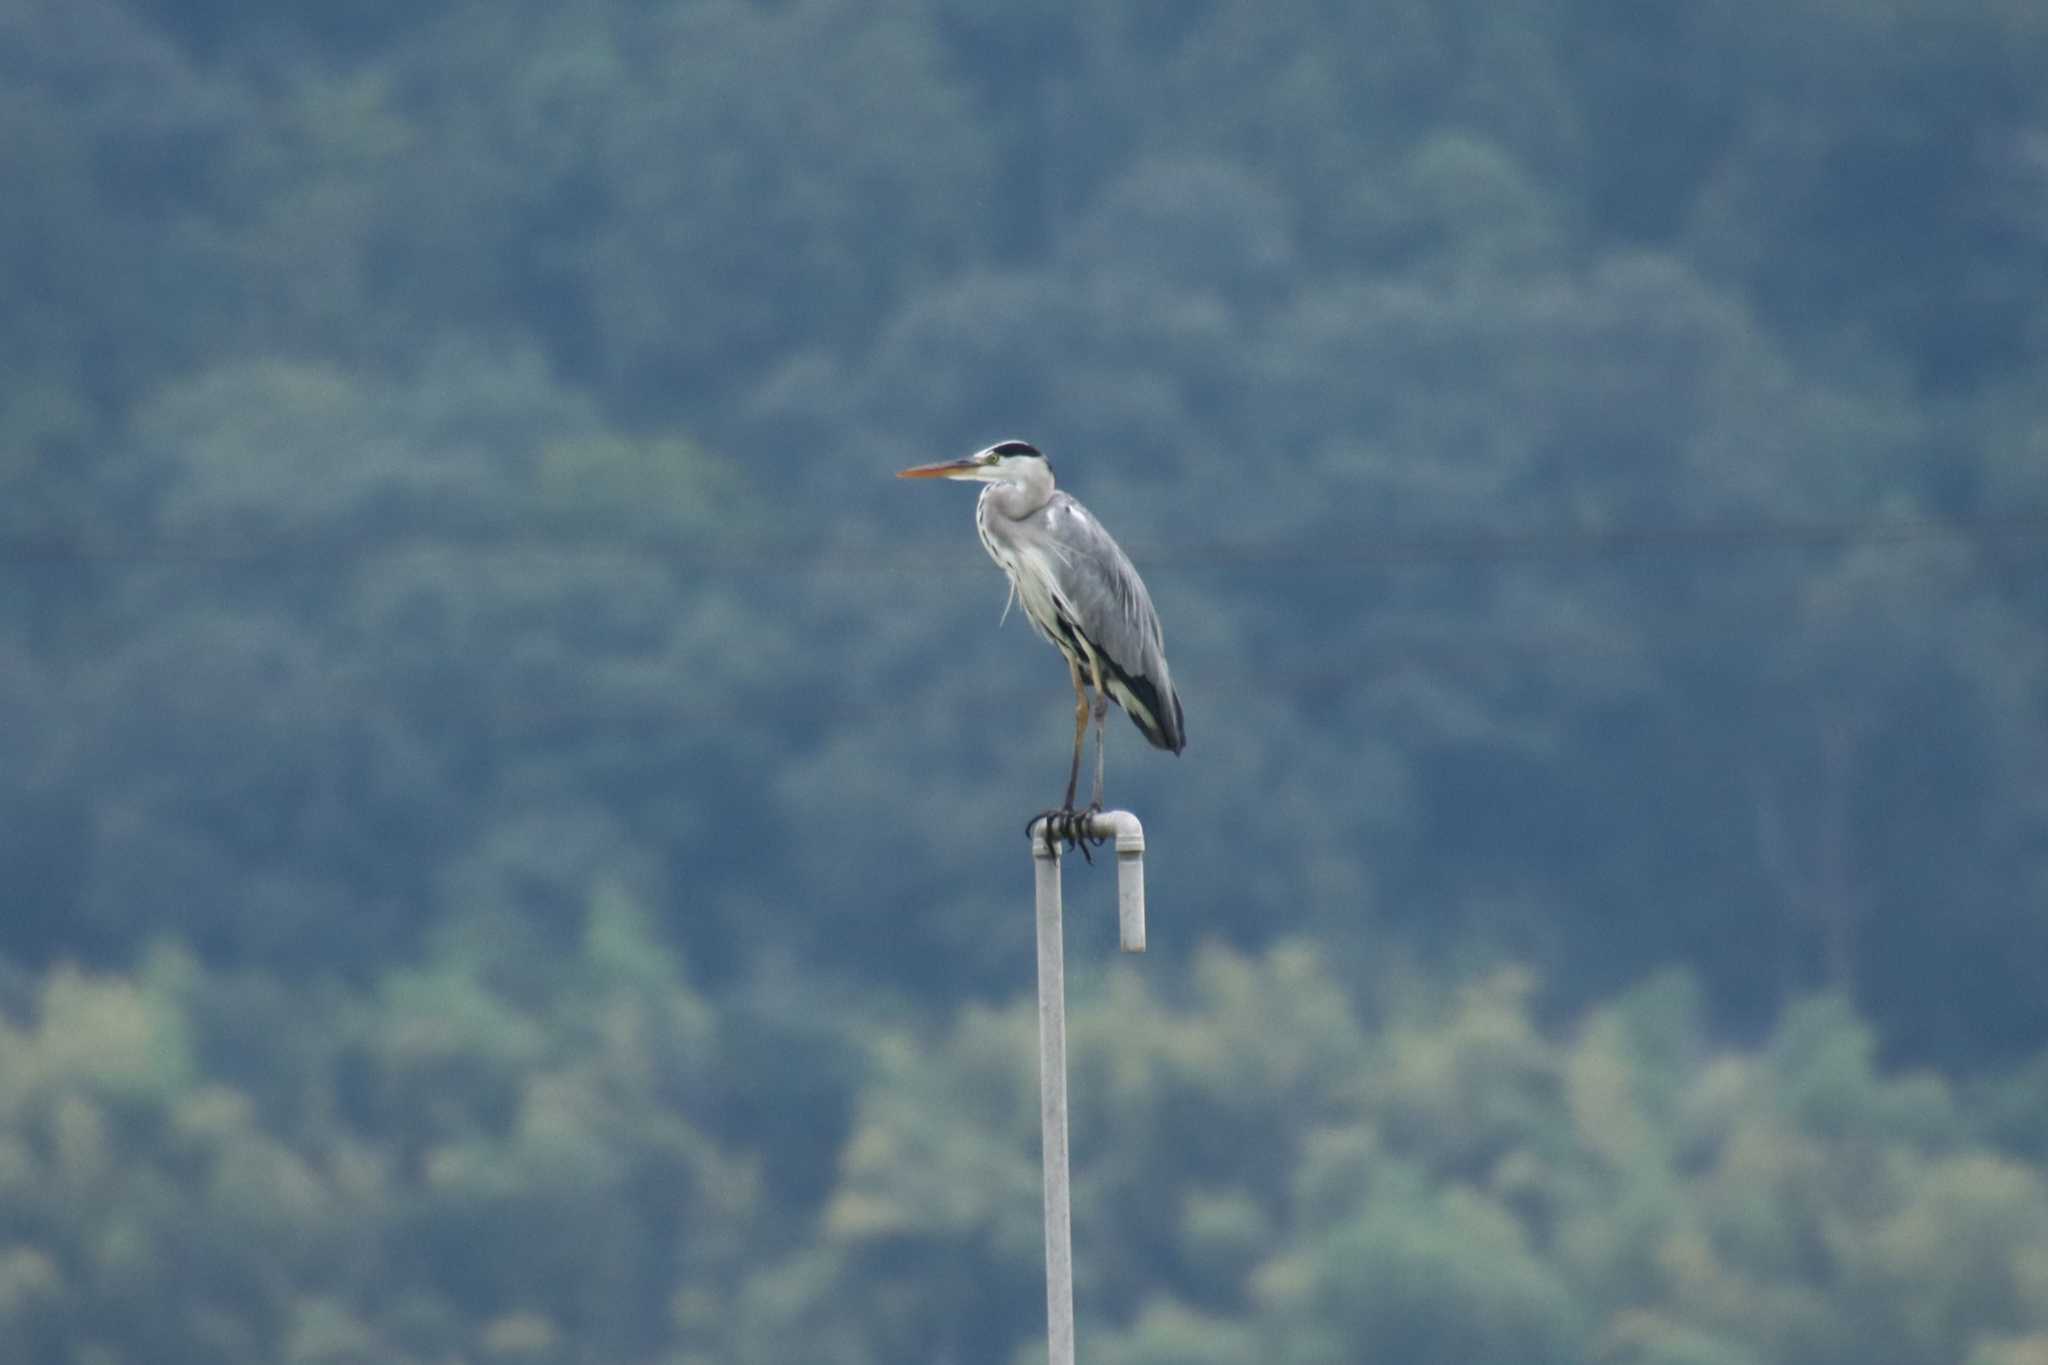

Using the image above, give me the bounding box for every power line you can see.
[1148,512,2048,568]
[2,511,2045,572]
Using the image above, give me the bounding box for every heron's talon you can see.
[1058,807,1092,864]
[1030,807,1108,861]
[1027,806,1116,863]
[1030,808,1069,857]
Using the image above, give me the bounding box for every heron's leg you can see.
[1086,652,1110,813]
[1029,656,1094,859]
[1062,654,1089,812]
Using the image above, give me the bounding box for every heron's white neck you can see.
[979,457,1055,520]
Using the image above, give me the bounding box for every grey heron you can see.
[899,439,1185,852]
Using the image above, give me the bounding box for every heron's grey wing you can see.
[1037,492,1186,752]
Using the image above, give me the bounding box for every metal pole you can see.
[1031,833,1075,1365]
[1028,811,1146,1365]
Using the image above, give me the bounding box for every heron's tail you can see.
[1108,667,1185,754]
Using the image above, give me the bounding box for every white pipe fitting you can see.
[1028,810,1146,954]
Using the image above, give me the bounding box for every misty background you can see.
[4,0,2048,1361]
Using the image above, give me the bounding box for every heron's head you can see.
[897,439,1051,484]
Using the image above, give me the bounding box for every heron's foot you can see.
[1027,807,1101,862]
[1028,808,1068,857]
[1081,801,1109,858]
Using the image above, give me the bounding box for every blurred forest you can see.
[5,0,2048,1360]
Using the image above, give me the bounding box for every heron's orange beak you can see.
[897,457,981,479]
